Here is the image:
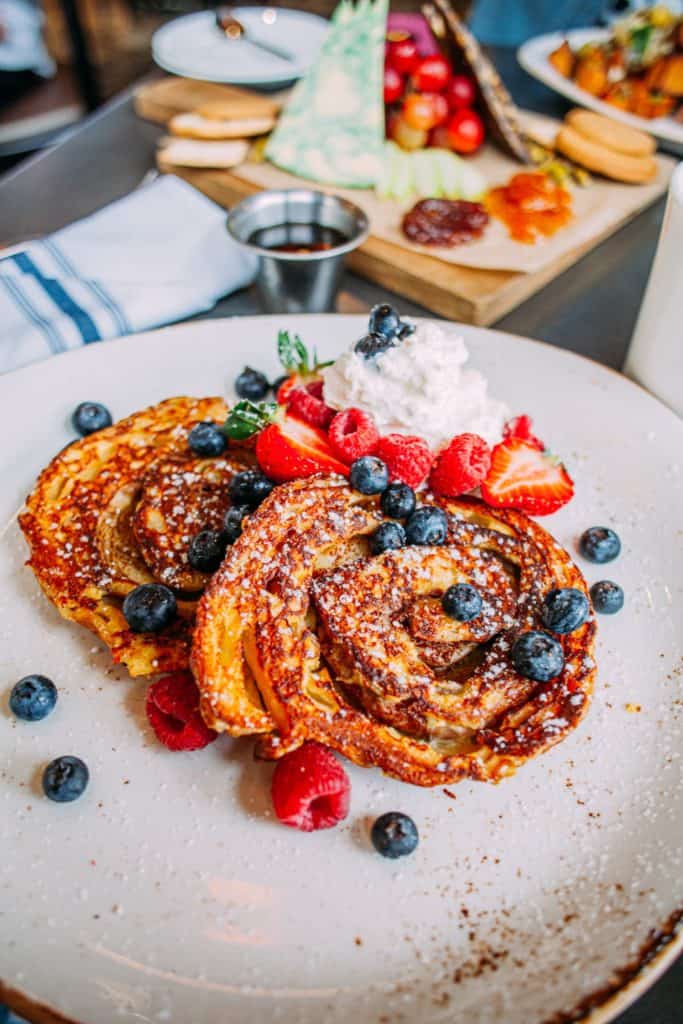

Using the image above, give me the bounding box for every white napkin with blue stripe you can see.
[0,175,258,373]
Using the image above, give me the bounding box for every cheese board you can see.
[135,76,673,325]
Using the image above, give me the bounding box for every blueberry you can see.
[368,303,402,340]
[511,630,565,682]
[371,812,419,859]
[590,580,624,615]
[349,456,389,495]
[442,583,482,622]
[122,584,177,633]
[188,529,228,574]
[354,332,397,360]
[397,321,416,339]
[381,482,416,520]
[42,755,89,803]
[541,587,590,634]
[9,674,57,721]
[579,527,621,564]
[188,421,227,457]
[229,469,275,510]
[224,505,249,544]
[72,402,112,437]
[405,506,448,546]
[235,366,269,401]
[370,521,406,555]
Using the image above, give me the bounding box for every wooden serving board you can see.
[135,77,668,326]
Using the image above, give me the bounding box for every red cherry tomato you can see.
[383,65,404,105]
[388,112,428,151]
[428,123,451,149]
[412,54,452,93]
[423,91,449,127]
[445,74,477,111]
[385,32,419,75]
[403,93,438,131]
[446,108,485,154]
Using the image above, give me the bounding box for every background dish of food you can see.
[1,316,682,1024]
[518,28,683,153]
[151,7,329,88]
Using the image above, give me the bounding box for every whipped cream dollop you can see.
[322,321,508,451]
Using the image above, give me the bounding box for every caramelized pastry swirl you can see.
[193,477,596,786]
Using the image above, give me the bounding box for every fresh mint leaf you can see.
[277,330,310,374]
[224,400,276,440]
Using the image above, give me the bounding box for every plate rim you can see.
[150,8,328,87]
[517,27,683,148]
[1,315,681,1024]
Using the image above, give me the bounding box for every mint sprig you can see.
[277,329,333,376]
[224,400,276,440]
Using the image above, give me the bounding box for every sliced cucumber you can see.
[376,141,401,200]
[431,148,464,199]
[413,149,442,199]
[459,161,488,201]
[391,150,415,203]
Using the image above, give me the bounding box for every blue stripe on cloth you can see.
[1,275,63,355]
[11,252,101,345]
[41,238,131,336]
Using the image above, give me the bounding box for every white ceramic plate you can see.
[518,28,683,154]
[151,7,328,88]
[1,316,682,1024]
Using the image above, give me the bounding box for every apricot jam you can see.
[485,172,572,244]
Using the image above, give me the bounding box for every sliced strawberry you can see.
[503,414,544,451]
[286,383,335,430]
[275,330,331,404]
[481,438,574,516]
[256,412,349,482]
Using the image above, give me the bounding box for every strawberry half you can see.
[481,438,574,516]
[275,330,332,404]
[256,412,349,482]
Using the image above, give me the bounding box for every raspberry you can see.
[271,742,351,831]
[429,433,491,497]
[145,672,217,752]
[375,434,432,489]
[287,384,335,430]
[328,408,379,465]
[503,415,544,451]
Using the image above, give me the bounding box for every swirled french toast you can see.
[19,397,253,676]
[192,477,596,786]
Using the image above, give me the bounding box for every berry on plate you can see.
[42,755,89,803]
[328,408,379,465]
[122,584,177,634]
[72,401,112,437]
[442,583,482,622]
[287,383,336,431]
[257,414,348,483]
[271,742,350,831]
[480,438,574,516]
[380,482,416,520]
[371,812,419,859]
[368,302,414,342]
[590,580,624,615]
[224,505,249,544]
[146,672,217,752]
[235,366,269,402]
[9,674,57,721]
[349,455,389,495]
[229,469,275,510]
[188,420,227,457]
[370,521,406,555]
[188,528,228,574]
[376,434,432,489]
[405,506,448,546]
[541,587,590,634]
[503,414,544,451]
[511,631,565,682]
[429,432,491,497]
[579,527,621,564]
[354,331,398,360]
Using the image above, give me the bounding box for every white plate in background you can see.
[518,28,683,154]
[151,7,328,88]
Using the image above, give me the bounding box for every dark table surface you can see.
[0,47,680,1024]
